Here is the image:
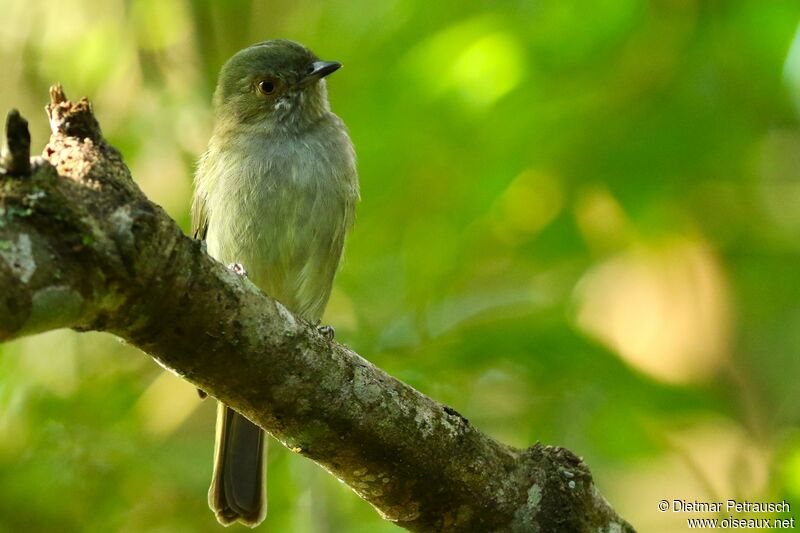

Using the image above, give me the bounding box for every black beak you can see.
[303,60,342,83]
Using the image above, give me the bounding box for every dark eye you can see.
[257,80,275,95]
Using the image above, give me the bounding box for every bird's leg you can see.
[316,321,335,340]
[229,261,335,341]
[227,262,334,341]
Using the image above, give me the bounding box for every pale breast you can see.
[199,119,357,321]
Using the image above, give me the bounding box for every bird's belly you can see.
[206,176,347,321]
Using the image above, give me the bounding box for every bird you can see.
[191,39,359,527]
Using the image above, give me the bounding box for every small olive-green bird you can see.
[191,39,359,527]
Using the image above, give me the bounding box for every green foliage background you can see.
[2,1,800,531]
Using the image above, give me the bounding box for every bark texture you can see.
[0,87,635,533]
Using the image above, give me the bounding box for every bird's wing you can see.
[191,191,209,241]
[191,153,210,241]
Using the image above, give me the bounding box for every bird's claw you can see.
[228,262,248,277]
[317,324,335,340]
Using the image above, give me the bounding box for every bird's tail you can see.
[209,402,267,528]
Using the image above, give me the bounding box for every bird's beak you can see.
[302,60,342,84]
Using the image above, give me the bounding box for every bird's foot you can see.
[317,324,335,340]
[228,262,248,277]
[197,388,208,400]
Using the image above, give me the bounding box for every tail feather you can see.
[209,403,267,527]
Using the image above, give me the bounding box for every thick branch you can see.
[0,88,635,533]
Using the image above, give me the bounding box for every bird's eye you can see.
[257,80,276,95]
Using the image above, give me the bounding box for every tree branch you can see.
[0,87,635,533]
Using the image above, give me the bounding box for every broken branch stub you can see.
[1,109,32,177]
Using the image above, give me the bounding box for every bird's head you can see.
[213,39,341,132]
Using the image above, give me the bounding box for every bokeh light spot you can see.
[491,169,563,244]
[575,238,730,384]
[405,17,526,109]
